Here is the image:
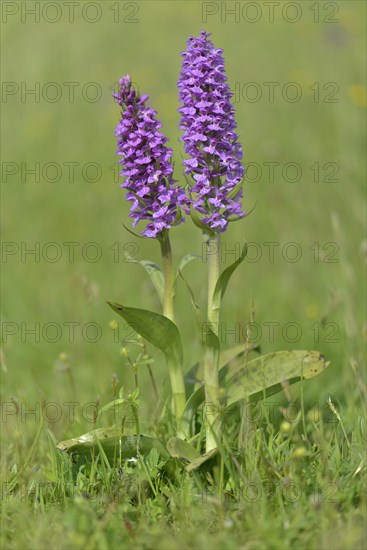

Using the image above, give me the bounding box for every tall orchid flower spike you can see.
[114,75,188,238]
[178,31,245,232]
[178,32,246,451]
[113,75,187,424]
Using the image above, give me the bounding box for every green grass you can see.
[1,1,366,548]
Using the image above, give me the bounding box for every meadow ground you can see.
[1,1,366,548]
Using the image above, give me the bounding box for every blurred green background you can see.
[1,0,366,439]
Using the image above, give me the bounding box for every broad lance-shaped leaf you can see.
[181,350,330,437]
[223,350,329,408]
[212,243,247,315]
[57,427,168,463]
[107,303,182,365]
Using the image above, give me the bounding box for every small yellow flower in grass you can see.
[59,352,68,361]
[280,421,292,434]
[348,85,367,108]
[120,347,129,358]
[307,408,322,423]
[292,447,307,459]
[109,320,119,330]
[305,304,318,319]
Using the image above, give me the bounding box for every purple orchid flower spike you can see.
[114,75,187,238]
[178,31,245,232]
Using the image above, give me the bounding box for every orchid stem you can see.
[159,230,186,428]
[204,231,221,452]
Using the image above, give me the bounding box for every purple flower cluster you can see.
[114,75,187,238]
[178,31,245,232]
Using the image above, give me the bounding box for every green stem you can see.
[204,232,221,452]
[160,230,175,322]
[159,230,186,427]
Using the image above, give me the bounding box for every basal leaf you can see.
[57,427,168,463]
[182,350,330,437]
[219,342,261,365]
[184,343,258,400]
[223,350,330,409]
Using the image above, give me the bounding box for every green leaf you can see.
[182,350,330,437]
[202,323,220,355]
[173,253,201,301]
[177,253,202,273]
[99,398,125,414]
[57,428,169,464]
[177,270,203,332]
[223,350,330,409]
[180,325,220,439]
[185,448,218,473]
[184,362,201,391]
[107,302,182,365]
[129,260,164,305]
[183,343,259,405]
[219,342,261,366]
[228,202,257,222]
[212,243,247,312]
[166,437,218,473]
[166,436,200,463]
[122,223,147,240]
[227,215,246,223]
